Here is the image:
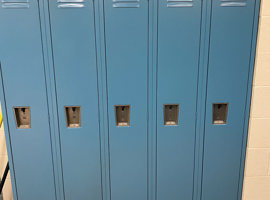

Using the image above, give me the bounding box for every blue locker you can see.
[156,0,202,199]
[47,0,103,199]
[0,0,261,199]
[202,0,257,200]
[103,0,149,199]
[0,0,56,199]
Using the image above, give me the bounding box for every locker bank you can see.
[0,0,261,199]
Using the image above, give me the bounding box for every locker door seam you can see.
[101,0,112,199]
[45,0,66,198]
[37,0,58,198]
[199,0,213,199]
[92,0,105,199]
[192,0,204,199]
[154,2,158,198]
[147,0,150,198]
[146,0,150,198]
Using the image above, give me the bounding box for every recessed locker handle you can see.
[212,103,229,125]
[14,106,31,129]
[115,105,130,127]
[65,106,81,128]
[164,104,179,126]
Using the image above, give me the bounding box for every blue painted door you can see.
[48,0,102,199]
[0,0,56,199]
[103,0,149,199]
[202,0,256,200]
[156,0,202,199]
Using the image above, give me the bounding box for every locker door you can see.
[157,0,202,199]
[0,1,56,199]
[202,0,256,200]
[103,0,149,199]
[48,0,102,199]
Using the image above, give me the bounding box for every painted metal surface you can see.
[103,0,149,199]
[201,0,257,199]
[0,0,56,199]
[47,0,102,199]
[0,0,261,199]
[156,0,202,199]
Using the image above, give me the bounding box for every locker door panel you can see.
[104,1,149,199]
[157,0,202,199]
[0,1,56,199]
[202,1,256,200]
[48,1,102,199]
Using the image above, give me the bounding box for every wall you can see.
[0,105,13,200]
[242,0,270,199]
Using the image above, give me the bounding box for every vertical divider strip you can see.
[38,0,65,199]
[148,0,158,199]
[193,0,212,199]
[95,0,111,199]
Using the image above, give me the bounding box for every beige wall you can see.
[0,106,13,200]
[242,0,270,200]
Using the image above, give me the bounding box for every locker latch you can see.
[65,106,81,128]
[164,104,179,126]
[115,105,130,127]
[212,103,228,125]
[14,107,31,129]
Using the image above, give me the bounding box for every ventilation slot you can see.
[220,0,247,7]
[57,0,85,8]
[113,0,140,8]
[1,0,29,8]
[167,0,193,8]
